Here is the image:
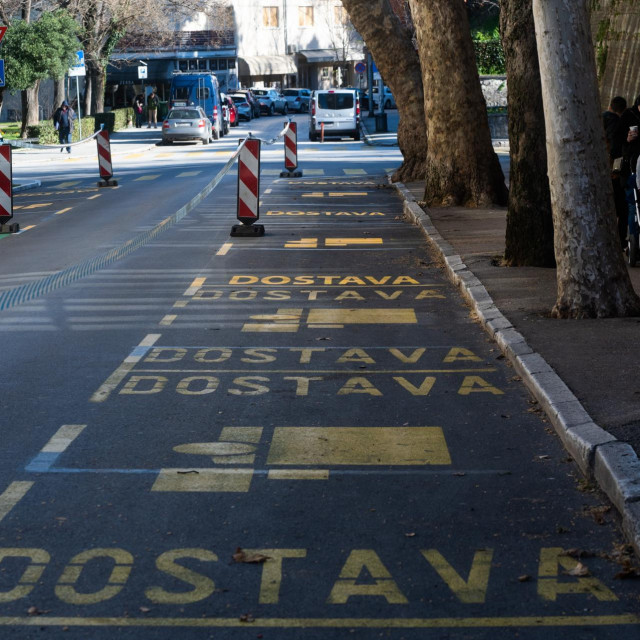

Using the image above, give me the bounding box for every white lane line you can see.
[0,482,33,523]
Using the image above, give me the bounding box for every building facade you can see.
[106,0,365,109]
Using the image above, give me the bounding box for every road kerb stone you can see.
[391,179,640,554]
[559,422,618,476]
[594,442,640,511]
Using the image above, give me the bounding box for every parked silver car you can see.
[162,106,213,145]
[283,88,311,113]
[251,88,288,115]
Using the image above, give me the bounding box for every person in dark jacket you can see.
[616,94,640,251]
[133,94,144,128]
[603,96,627,247]
[52,100,75,153]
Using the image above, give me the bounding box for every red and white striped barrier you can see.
[280,121,303,178]
[96,129,118,187]
[0,144,17,233]
[231,138,264,236]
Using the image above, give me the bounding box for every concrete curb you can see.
[393,179,640,555]
[13,180,41,193]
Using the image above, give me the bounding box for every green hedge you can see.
[473,39,505,75]
[26,107,133,144]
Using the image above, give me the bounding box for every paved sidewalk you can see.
[362,115,640,553]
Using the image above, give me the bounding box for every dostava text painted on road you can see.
[0,546,619,608]
[187,288,446,302]
[228,275,421,286]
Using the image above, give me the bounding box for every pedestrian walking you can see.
[52,100,75,154]
[147,89,159,128]
[133,94,144,128]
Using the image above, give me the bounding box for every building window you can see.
[298,5,314,27]
[188,59,198,70]
[178,60,188,72]
[210,59,219,70]
[263,6,279,27]
[198,59,208,70]
[219,59,228,70]
[334,5,348,25]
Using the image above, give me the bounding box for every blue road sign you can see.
[355,61,366,74]
[69,50,86,77]
[0,60,5,88]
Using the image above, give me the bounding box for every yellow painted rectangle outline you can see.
[267,427,451,466]
[268,469,329,480]
[308,309,417,325]
[152,469,253,492]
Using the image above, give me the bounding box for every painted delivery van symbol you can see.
[152,426,451,493]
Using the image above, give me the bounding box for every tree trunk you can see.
[92,64,106,114]
[341,0,427,182]
[532,0,640,318]
[409,0,508,207]
[500,0,555,267]
[53,76,66,111]
[20,82,40,138]
[82,76,92,117]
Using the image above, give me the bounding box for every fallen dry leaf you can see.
[233,548,271,564]
[518,574,532,582]
[139,606,151,613]
[404,532,416,538]
[565,562,590,577]
[239,613,255,623]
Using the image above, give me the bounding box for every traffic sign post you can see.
[68,51,85,140]
[96,128,118,187]
[0,60,5,88]
[231,138,264,237]
[0,144,18,234]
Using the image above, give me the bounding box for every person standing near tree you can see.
[52,100,75,153]
[147,89,159,128]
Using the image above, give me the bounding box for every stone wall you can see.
[590,0,640,108]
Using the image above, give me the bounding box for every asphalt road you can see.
[0,115,638,639]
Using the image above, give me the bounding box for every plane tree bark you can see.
[500,0,555,266]
[341,0,427,182]
[532,0,640,317]
[409,0,507,207]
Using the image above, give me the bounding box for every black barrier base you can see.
[98,179,118,188]
[280,169,303,178]
[0,222,19,234]
[231,224,265,237]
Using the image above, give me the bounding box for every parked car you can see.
[251,88,288,115]
[229,95,253,121]
[234,89,261,118]
[282,88,311,113]
[309,88,361,141]
[372,86,396,109]
[343,87,368,111]
[224,94,239,127]
[162,106,213,145]
[169,72,223,139]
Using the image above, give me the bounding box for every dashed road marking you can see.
[26,425,87,472]
[216,242,233,256]
[53,181,81,188]
[0,481,33,523]
[343,169,367,175]
[55,208,72,215]
[87,194,101,200]
[134,174,161,181]
[177,171,201,177]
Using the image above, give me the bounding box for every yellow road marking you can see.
[307,309,417,326]
[326,238,383,246]
[268,469,329,480]
[54,181,80,188]
[152,469,254,492]
[0,615,638,629]
[0,481,33,523]
[187,152,205,158]
[216,242,233,256]
[267,427,451,466]
[184,277,206,296]
[134,174,161,181]
[55,208,72,215]
[343,168,367,175]
[87,194,101,200]
[177,171,201,177]
[41,425,86,453]
[304,169,325,175]
[23,203,51,210]
[125,153,145,159]
[328,192,368,197]
[20,225,36,232]
[90,334,161,403]
[242,308,303,333]
[285,238,318,248]
[302,192,324,198]
[160,315,177,326]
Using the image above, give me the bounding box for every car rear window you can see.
[317,93,354,110]
[283,90,298,96]
[169,110,200,119]
[230,96,247,105]
[253,90,267,96]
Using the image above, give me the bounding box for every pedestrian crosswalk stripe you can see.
[343,169,367,175]
[177,171,201,177]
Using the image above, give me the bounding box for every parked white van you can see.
[308,89,361,141]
